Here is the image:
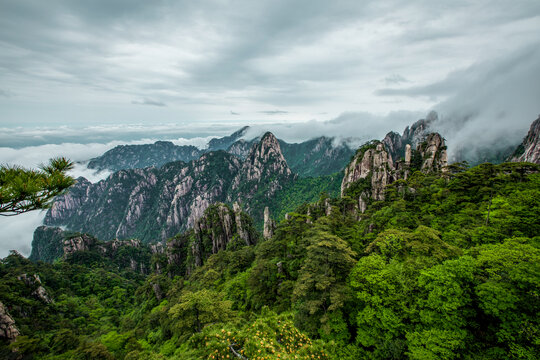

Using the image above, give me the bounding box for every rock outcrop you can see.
[233,132,293,189]
[17,274,53,304]
[341,129,448,211]
[0,301,19,342]
[417,133,448,172]
[30,227,152,274]
[341,142,394,201]
[233,202,255,245]
[190,203,258,268]
[63,234,97,258]
[45,152,242,242]
[381,111,437,163]
[508,116,540,164]
[263,207,276,240]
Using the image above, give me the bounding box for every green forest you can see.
[1,161,539,359]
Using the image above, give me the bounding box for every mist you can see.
[426,44,540,162]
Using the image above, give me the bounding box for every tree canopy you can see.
[0,157,74,216]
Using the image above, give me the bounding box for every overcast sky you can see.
[1,0,539,131]
[1,0,540,257]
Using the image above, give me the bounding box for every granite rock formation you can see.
[508,116,540,164]
[0,301,19,342]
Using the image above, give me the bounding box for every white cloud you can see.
[0,211,46,259]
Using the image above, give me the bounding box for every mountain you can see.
[279,137,354,177]
[43,132,295,242]
[85,127,249,173]
[86,126,354,177]
[508,115,540,164]
[87,141,202,172]
[4,118,540,359]
[206,126,250,151]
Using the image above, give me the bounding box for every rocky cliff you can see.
[508,116,540,164]
[17,273,53,304]
[231,132,294,199]
[341,131,447,210]
[44,133,292,243]
[341,142,394,201]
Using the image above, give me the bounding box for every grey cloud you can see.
[132,98,166,107]
[384,74,409,85]
[428,44,540,162]
[0,89,13,97]
[1,0,539,133]
[258,110,289,115]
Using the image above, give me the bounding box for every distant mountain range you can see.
[87,126,355,178]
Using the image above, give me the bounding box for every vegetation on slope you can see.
[1,162,539,359]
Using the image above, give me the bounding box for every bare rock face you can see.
[63,234,96,258]
[341,142,394,201]
[45,152,241,242]
[417,133,448,172]
[263,207,276,240]
[382,131,404,162]
[0,301,19,342]
[232,132,293,200]
[509,116,540,164]
[17,274,53,304]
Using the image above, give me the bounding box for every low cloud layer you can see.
[0,124,236,148]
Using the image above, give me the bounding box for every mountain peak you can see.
[245,132,290,177]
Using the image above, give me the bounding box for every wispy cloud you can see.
[384,74,409,85]
[132,98,166,107]
[0,89,13,97]
[258,110,289,115]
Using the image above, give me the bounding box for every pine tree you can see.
[0,157,74,216]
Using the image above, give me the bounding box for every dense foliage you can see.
[1,162,539,359]
[0,158,74,216]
